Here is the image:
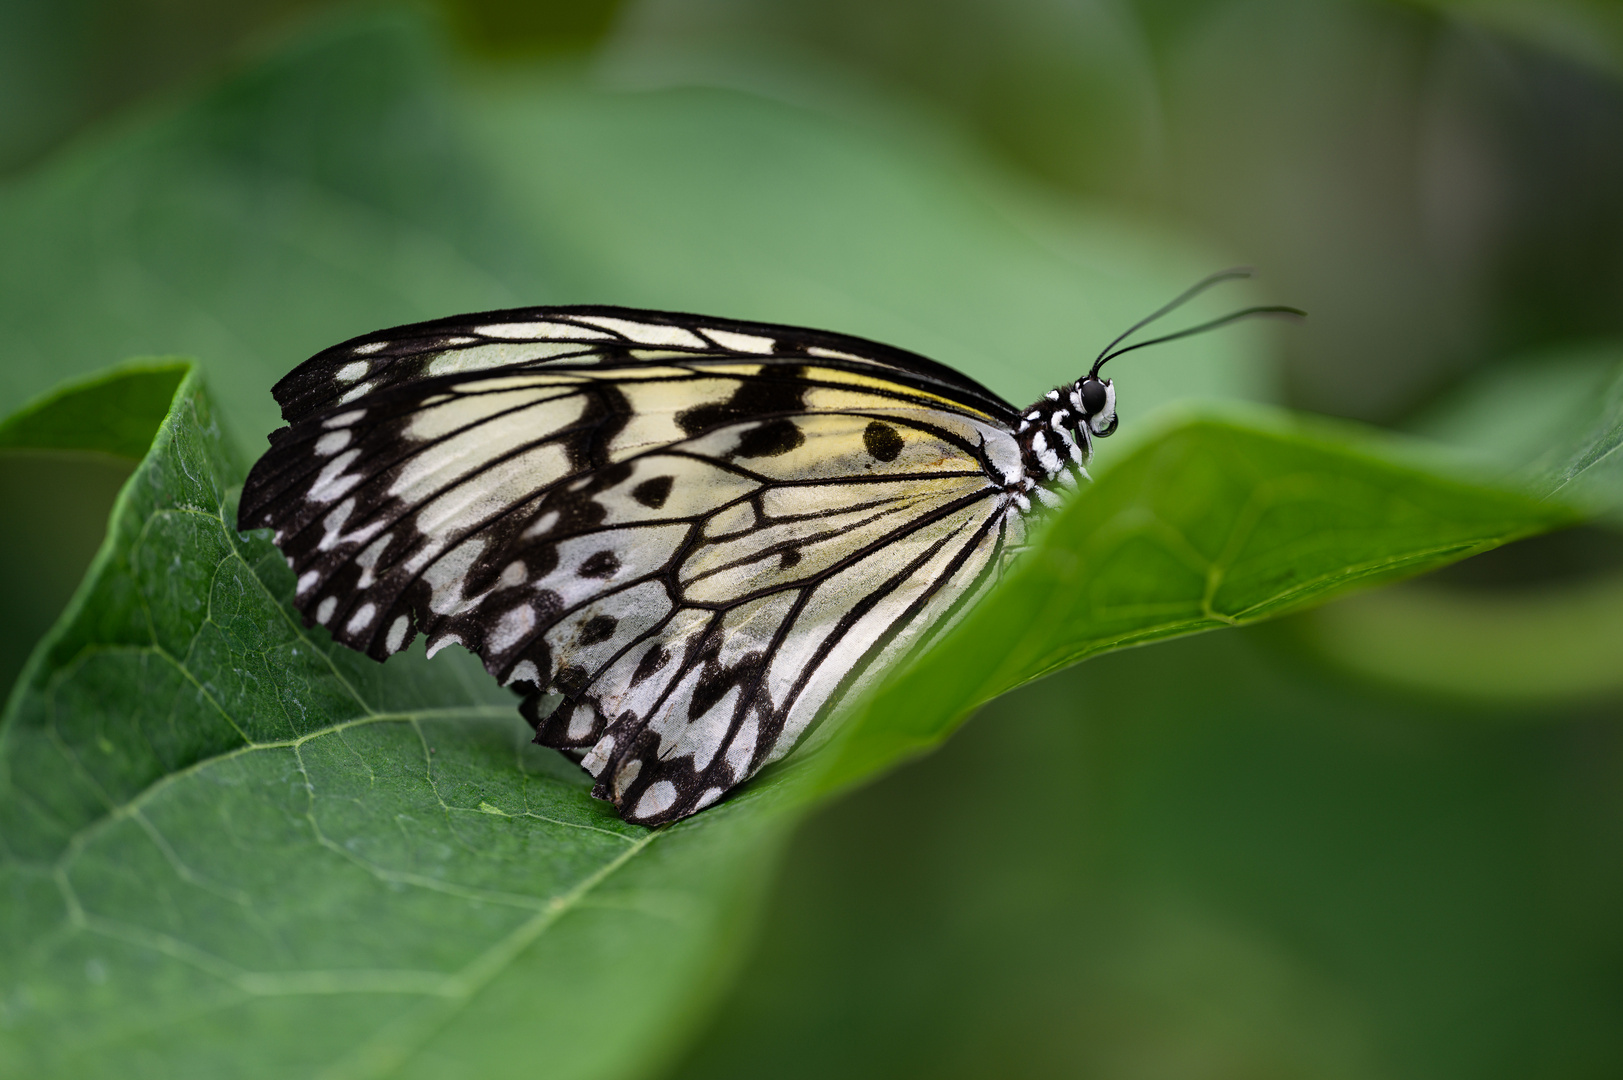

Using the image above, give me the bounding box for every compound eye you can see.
[1079,378,1109,415]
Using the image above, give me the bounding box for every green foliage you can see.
[822,412,1569,789]
[671,629,1623,1080]
[2,6,1620,1080]
[0,338,1574,1077]
[0,362,188,460]
[0,10,1263,453]
[0,367,791,1079]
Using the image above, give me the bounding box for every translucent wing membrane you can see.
[240,308,1027,825]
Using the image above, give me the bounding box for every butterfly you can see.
[238,269,1297,826]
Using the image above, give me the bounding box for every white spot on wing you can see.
[489,604,536,654]
[473,320,616,340]
[572,315,709,348]
[524,510,559,538]
[323,409,365,428]
[613,758,642,799]
[296,570,319,596]
[338,380,376,404]
[345,603,376,635]
[666,686,738,772]
[314,430,351,457]
[421,539,487,615]
[725,715,758,776]
[701,327,776,354]
[317,498,356,551]
[506,659,541,687]
[309,450,363,504]
[566,704,595,740]
[385,615,409,653]
[425,633,462,658]
[353,342,387,356]
[315,596,337,625]
[425,341,590,375]
[632,780,677,819]
[581,734,615,777]
[336,361,370,383]
[806,345,867,362]
[354,531,393,588]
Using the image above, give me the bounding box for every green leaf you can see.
[0,365,1572,1079]
[0,361,192,699]
[0,10,1589,1080]
[1541,355,1623,514]
[0,367,793,1078]
[1407,341,1623,517]
[668,627,1623,1080]
[817,410,1574,790]
[0,360,188,460]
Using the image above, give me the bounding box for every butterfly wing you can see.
[240,307,1026,825]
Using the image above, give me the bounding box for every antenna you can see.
[1090,268,1305,379]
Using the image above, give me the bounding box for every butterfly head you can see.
[1012,269,1304,489]
[1015,377,1117,484]
[1077,376,1118,438]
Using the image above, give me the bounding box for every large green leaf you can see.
[818,409,1572,790]
[1541,356,1623,514]
[0,367,793,1079]
[0,361,192,701]
[1405,341,1623,515]
[1303,343,1623,702]
[0,360,187,459]
[668,627,1623,1080]
[0,355,1572,1078]
[0,8,1592,1079]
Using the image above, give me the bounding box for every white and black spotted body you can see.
[239,306,1119,826]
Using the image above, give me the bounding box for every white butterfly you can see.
[239,271,1294,825]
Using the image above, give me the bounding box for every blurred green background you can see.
[3,0,1622,1077]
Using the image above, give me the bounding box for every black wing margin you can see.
[270,305,1018,429]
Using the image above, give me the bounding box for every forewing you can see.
[270,304,1017,427]
[240,309,1023,825]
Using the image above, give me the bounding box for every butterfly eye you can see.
[1079,378,1109,415]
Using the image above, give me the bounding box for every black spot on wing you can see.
[734,418,804,458]
[579,614,619,646]
[631,644,671,687]
[561,382,633,471]
[863,420,904,462]
[632,475,673,508]
[578,550,620,578]
[675,366,806,437]
[553,664,590,698]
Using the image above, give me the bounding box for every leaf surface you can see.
[0,361,188,460]
[0,10,1589,1080]
[0,368,789,1079]
[819,411,1573,789]
[0,369,1572,1079]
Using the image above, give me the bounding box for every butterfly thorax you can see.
[1011,377,1118,505]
